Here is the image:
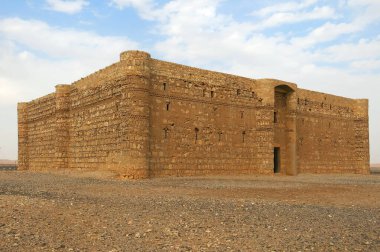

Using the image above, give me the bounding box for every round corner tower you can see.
[118,50,152,179]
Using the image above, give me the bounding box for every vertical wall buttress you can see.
[17,102,29,170]
[354,99,370,174]
[55,84,71,169]
[286,92,298,175]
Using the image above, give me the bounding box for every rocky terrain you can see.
[1,171,379,251]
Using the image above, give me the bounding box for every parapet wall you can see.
[18,50,370,177]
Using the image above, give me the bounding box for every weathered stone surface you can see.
[17,50,370,177]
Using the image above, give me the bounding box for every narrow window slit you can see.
[274,111,278,123]
[163,127,169,139]
[218,132,223,142]
[195,128,199,142]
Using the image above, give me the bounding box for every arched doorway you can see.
[273,85,297,175]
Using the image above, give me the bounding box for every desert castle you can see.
[18,51,370,178]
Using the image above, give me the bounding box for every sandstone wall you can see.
[18,93,56,171]
[149,59,272,176]
[18,50,370,177]
[296,89,370,174]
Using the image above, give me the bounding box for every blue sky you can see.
[0,0,379,163]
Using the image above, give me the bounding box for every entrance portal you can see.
[274,147,280,173]
[273,84,297,175]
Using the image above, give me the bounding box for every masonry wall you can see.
[296,89,370,174]
[18,93,56,171]
[18,50,370,177]
[149,59,273,176]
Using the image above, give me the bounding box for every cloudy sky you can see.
[0,0,379,163]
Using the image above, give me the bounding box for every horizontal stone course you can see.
[18,50,370,177]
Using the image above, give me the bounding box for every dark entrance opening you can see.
[274,147,280,173]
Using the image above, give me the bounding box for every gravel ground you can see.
[0,171,379,251]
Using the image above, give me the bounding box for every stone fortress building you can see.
[18,51,370,178]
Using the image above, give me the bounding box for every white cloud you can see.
[252,0,318,17]
[0,18,137,64]
[0,17,138,104]
[291,21,363,48]
[0,17,139,160]
[254,6,336,30]
[350,59,380,71]
[316,38,380,65]
[348,0,380,7]
[109,0,155,19]
[45,0,89,14]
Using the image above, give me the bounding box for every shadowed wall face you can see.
[17,51,370,177]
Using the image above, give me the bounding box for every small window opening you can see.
[330,104,332,110]
[218,132,223,142]
[163,127,169,139]
[195,128,199,142]
[297,98,300,105]
[166,102,170,111]
[274,111,278,123]
[211,91,215,98]
[251,92,255,98]
[163,83,167,91]
[237,89,241,96]
[241,111,244,119]
[242,131,246,143]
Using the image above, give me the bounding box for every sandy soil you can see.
[1,171,379,251]
[371,164,380,174]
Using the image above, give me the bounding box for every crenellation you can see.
[18,50,370,177]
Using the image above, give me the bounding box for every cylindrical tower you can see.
[17,102,29,170]
[55,84,71,170]
[119,50,152,178]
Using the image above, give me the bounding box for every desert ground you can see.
[0,171,379,252]
[371,164,380,174]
